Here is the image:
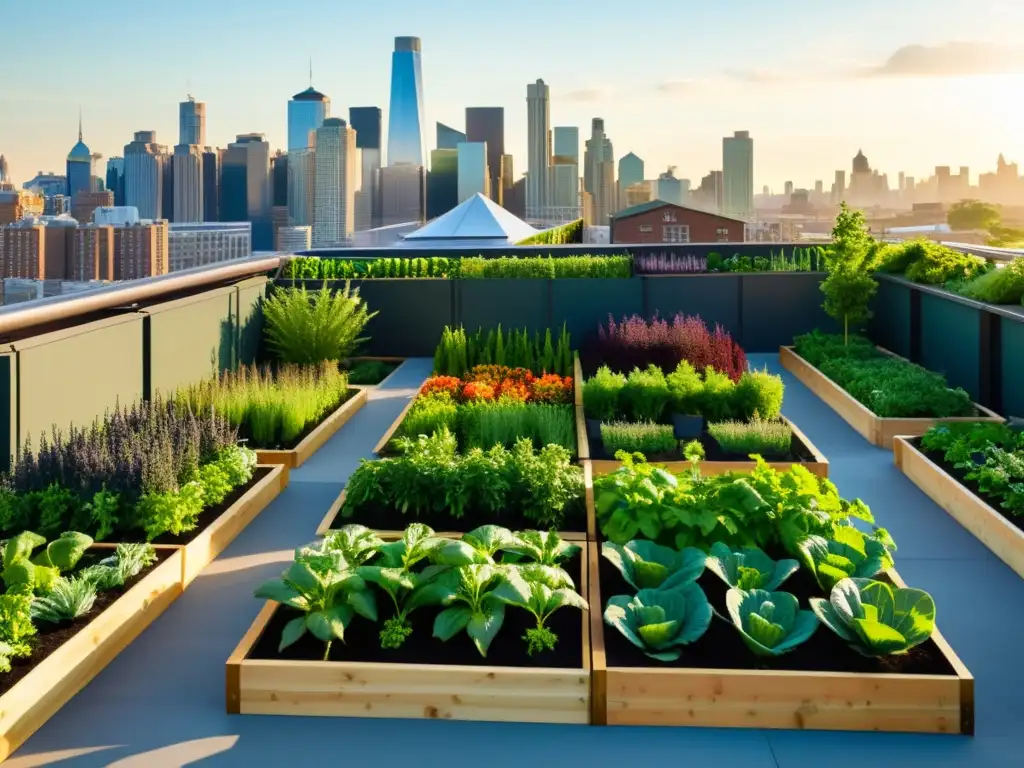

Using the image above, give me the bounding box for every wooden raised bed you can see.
[779,346,1001,449]
[315,488,588,542]
[588,542,973,733]
[0,547,185,761]
[895,436,1024,580]
[583,415,829,479]
[347,357,405,388]
[226,554,592,723]
[256,388,368,468]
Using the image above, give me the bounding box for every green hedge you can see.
[515,219,584,245]
[281,253,631,280]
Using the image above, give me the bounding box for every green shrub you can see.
[400,393,459,439]
[583,366,626,422]
[282,256,461,279]
[793,330,877,367]
[263,281,377,365]
[904,243,988,285]
[600,421,677,456]
[731,370,784,421]
[666,360,704,415]
[695,367,736,422]
[459,255,631,279]
[708,419,792,456]
[955,260,1024,305]
[458,400,575,453]
[621,366,671,422]
[516,219,584,245]
[819,357,974,418]
[347,360,396,385]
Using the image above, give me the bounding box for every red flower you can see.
[496,379,531,401]
[421,376,462,399]
[531,374,574,404]
[469,365,535,386]
[462,381,495,401]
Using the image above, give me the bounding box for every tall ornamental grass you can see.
[263,281,377,365]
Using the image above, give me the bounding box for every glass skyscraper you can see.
[723,130,754,219]
[465,107,504,202]
[387,37,425,167]
[66,116,93,199]
[350,107,382,229]
[436,123,465,151]
[427,149,457,219]
[288,87,330,152]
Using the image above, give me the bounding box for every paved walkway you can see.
[11,355,1021,767]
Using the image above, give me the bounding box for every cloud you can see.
[654,80,694,94]
[868,42,1024,77]
[721,69,795,85]
[560,88,607,103]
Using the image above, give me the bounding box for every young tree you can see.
[822,203,877,344]
[947,199,1001,232]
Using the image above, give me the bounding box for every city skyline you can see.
[2,0,1023,191]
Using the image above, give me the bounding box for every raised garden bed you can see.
[315,488,588,542]
[0,545,184,761]
[780,346,1001,449]
[346,357,404,387]
[895,436,1024,579]
[588,542,974,733]
[582,415,828,479]
[255,388,367,468]
[226,550,591,723]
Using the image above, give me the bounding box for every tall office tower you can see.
[272,152,288,207]
[66,114,93,198]
[105,157,125,206]
[784,180,794,196]
[288,84,330,152]
[501,154,514,197]
[466,107,504,204]
[427,149,458,219]
[179,96,206,146]
[44,195,70,216]
[722,130,754,219]
[0,220,47,279]
[584,118,615,225]
[172,144,204,222]
[0,155,9,184]
[287,149,315,227]
[456,142,489,203]
[696,170,724,212]
[69,224,115,280]
[387,37,426,167]
[71,190,113,224]
[436,123,466,151]
[350,107,382,228]
[202,149,219,222]
[379,164,425,226]
[162,155,175,221]
[114,219,169,280]
[312,118,358,247]
[815,179,824,196]
[551,126,580,218]
[832,169,846,204]
[655,168,684,206]
[526,79,551,220]
[276,225,311,252]
[124,131,167,219]
[221,134,272,249]
[617,152,643,210]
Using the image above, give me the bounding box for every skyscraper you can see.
[221,134,272,249]
[312,118,358,247]
[124,131,167,219]
[722,130,754,219]
[172,144,203,222]
[379,164,425,227]
[179,97,206,146]
[552,127,580,218]
[466,107,504,203]
[105,157,125,206]
[67,114,93,199]
[436,123,466,150]
[288,84,330,152]
[457,142,489,203]
[584,118,615,225]
[427,149,458,219]
[0,155,9,184]
[350,107,383,229]
[618,152,644,210]
[202,149,219,222]
[387,37,426,167]
[526,79,551,220]
[287,148,315,227]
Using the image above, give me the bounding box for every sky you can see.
[2,0,1023,192]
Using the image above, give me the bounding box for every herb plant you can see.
[707,418,792,456]
[604,586,712,661]
[30,577,98,623]
[263,281,377,365]
[725,588,819,657]
[433,325,573,378]
[600,421,677,456]
[601,540,705,591]
[705,542,800,591]
[492,563,588,655]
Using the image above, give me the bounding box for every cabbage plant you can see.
[725,588,818,656]
[799,527,893,592]
[705,543,800,591]
[810,577,936,656]
[604,585,712,661]
[602,540,705,591]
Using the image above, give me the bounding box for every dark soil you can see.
[330,495,587,536]
[914,437,1024,535]
[239,389,356,451]
[597,553,956,675]
[589,420,815,464]
[0,548,175,696]
[249,552,585,669]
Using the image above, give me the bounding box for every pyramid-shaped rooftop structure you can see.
[401,193,538,247]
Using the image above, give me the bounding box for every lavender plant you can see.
[633,252,708,275]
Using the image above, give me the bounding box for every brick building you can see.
[610,200,745,244]
[71,190,114,225]
[115,220,168,280]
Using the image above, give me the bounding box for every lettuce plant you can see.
[30,576,98,623]
[705,543,800,591]
[2,530,93,594]
[493,564,588,655]
[433,525,515,566]
[433,564,519,657]
[810,577,936,656]
[320,524,384,567]
[254,551,377,660]
[604,585,712,661]
[602,540,705,591]
[799,526,893,592]
[501,529,580,566]
[725,588,818,656]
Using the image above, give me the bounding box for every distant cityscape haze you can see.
[1,0,1023,191]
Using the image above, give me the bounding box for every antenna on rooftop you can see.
[309,57,313,87]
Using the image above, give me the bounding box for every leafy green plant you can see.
[77,542,158,590]
[514,219,584,245]
[595,453,684,544]
[433,324,573,378]
[799,526,894,591]
[902,242,988,285]
[821,203,877,344]
[708,418,792,456]
[604,585,712,661]
[263,281,377,365]
[434,525,516,565]
[432,564,517,657]
[254,551,378,659]
[0,592,36,663]
[810,577,936,656]
[732,370,784,421]
[695,367,736,422]
[600,421,676,455]
[400,392,459,440]
[725,588,819,656]
[493,563,588,655]
[705,542,800,590]
[621,366,671,422]
[582,366,626,422]
[953,259,1024,305]
[601,540,705,591]
[461,254,631,278]
[30,576,98,623]
[320,525,385,566]
[501,529,580,566]
[458,400,575,454]
[348,360,397,385]
[665,360,703,415]
[2,530,93,594]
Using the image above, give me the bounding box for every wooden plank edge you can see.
[785,414,830,474]
[575,405,589,461]
[587,458,830,478]
[573,352,583,407]
[315,488,347,536]
[227,600,278,714]
[373,394,418,455]
[587,541,608,725]
[254,388,367,469]
[584,461,596,542]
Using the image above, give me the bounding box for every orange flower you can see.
[462,381,495,401]
[531,374,573,404]
[421,376,462,398]
[495,379,531,401]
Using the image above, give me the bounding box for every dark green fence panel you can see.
[351,280,454,357]
[919,293,980,400]
[870,278,912,358]
[644,276,741,339]
[741,273,835,352]
[551,278,643,346]
[457,280,550,334]
[1001,318,1024,417]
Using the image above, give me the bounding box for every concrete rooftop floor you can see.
[10,354,1022,767]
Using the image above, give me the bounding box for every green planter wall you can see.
[1002,319,1024,418]
[919,293,981,401]
[741,273,836,351]
[644,275,741,339]
[551,278,643,345]
[457,280,549,334]
[351,279,454,357]
[870,278,912,358]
